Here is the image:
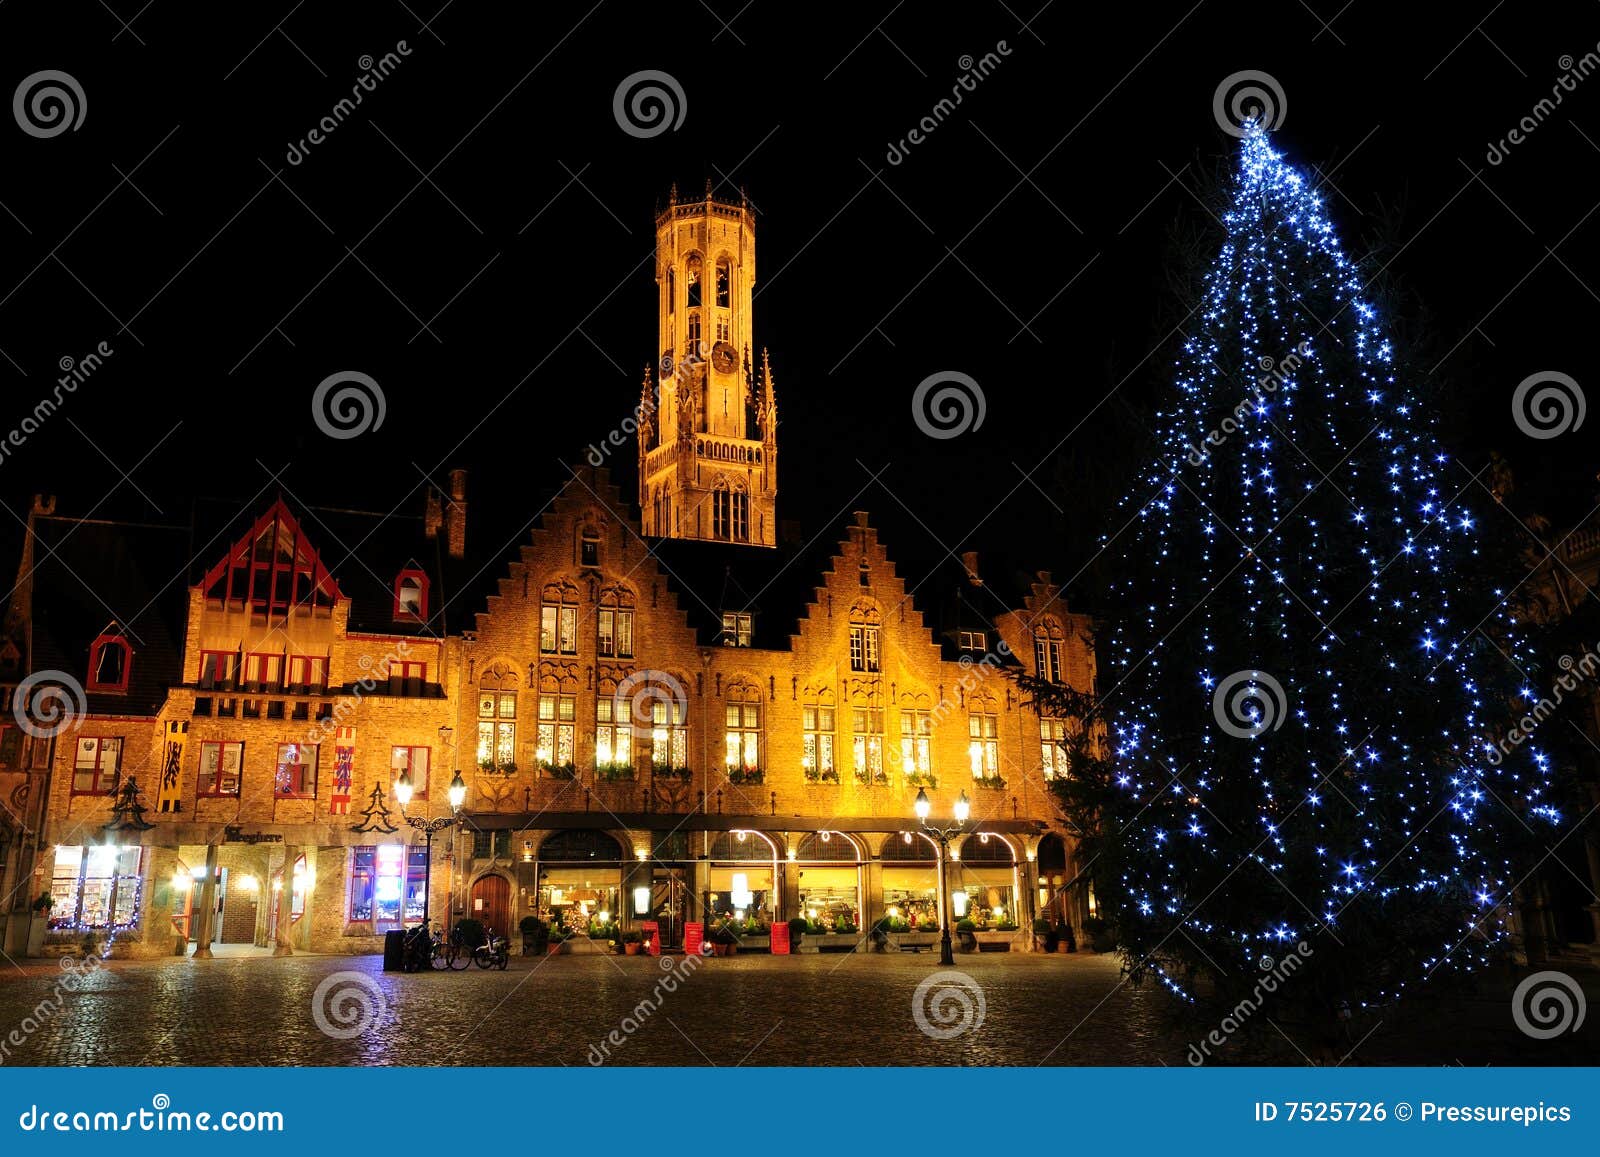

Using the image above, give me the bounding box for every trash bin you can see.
[383,929,407,972]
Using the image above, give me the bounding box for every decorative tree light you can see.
[1089,122,1556,1008]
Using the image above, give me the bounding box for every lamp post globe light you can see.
[914,787,970,966]
[394,764,467,961]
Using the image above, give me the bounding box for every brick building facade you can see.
[0,192,1096,960]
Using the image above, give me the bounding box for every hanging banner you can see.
[331,726,355,815]
[157,721,187,813]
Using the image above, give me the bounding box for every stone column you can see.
[191,843,219,959]
[273,843,300,956]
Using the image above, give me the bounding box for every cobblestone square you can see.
[2,952,1595,1067]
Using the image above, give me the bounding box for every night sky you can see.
[1,2,1595,608]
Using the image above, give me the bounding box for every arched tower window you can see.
[715,258,731,308]
[667,267,675,314]
[686,311,701,356]
[685,253,702,308]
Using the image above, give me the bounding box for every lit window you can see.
[715,258,731,308]
[721,612,752,647]
[71,737,122,795]
[598,608,635,658]
[1040,718,1068,780]
[49,845,142,930]
[199,650,238,690]
[87,635,131,692]
[968,712,999,777]
[245,652,283,691]
[350,845,426,928]
[900,709,932,779]
[536,693,576,771]
[391,746,430,799]
[803,705,836,779]
[651,699,688,771]
[959,630,987,653]
[477,691,517,771]
[287,654,327,691]
[540,602,578,655]
[852,708,885,783]
[724,702,761,772]
[198,741,243,797]
[394,569,429,620]
[596,698,632,771]
[686,255,702,308]
[389,660,428,695]
[849,625,880,673]
[274,743,318,798]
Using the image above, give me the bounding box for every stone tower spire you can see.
[638,187,777,547]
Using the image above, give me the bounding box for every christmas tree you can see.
[1029,126,1559,1032]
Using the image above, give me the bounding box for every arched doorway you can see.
[470,874,511,938]
[954,833,1018,928]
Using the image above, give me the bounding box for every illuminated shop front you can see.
[951,833,1019,927]
[793,831,863,930]
[879,831,941,929]
[706,830,777,923]
[537,830,623,930]
[50,844,143,931]
[349,844,429,930]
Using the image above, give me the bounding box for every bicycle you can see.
[473,926,510,970]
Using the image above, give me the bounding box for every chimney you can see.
[424,489,442,540]
[444,469,467,560]
[961,551,982,585]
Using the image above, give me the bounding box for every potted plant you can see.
[452,917,487,951]
[787,916,809,951]
[621,929,645,956]
[955,918,979,953]
[1082,916,1113,953]
[711,922,740,956]
[1033,917,1056,953]
[1055,921,1077,953]
[479,757,496,773]
[547,926,568,955]
[519,915,549,956]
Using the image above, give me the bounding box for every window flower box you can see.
[653,765,693,781]
[972,774,1007,790]
[803,767,840,784]
[903,772,937,788]
[853,770,889,786]
[727,767,764,786]
[595,762,635,782]
[540,762,577,780]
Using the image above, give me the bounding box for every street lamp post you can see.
[394,767,467,944]
[914,787,970,967]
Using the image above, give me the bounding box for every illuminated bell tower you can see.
[638,182,778,547]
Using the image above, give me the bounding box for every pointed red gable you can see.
[200,498,342,612]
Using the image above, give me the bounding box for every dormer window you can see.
[958,630,987,654]
[721,612,752,647]
[393,569,429,621]
[87,634,131,693]
[580,528,600,568]
[858,560,871,587]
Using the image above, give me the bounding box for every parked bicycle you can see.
[403,922,471,972]
[473,926,510,970]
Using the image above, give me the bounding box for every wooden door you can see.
[470,874,510,939]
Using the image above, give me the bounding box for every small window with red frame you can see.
[198,741,243,797]
[287,655,328,692]
[394,570,429,621]
[274,743,318,798]
[72,737,122,795]
[87,635,131,693]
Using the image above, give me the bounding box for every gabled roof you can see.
[29,515,189,717]
[199,498,342,612]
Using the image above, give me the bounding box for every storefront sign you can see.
[770,921,790,954]
[684,921,703,957]
[641,919,660,956]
